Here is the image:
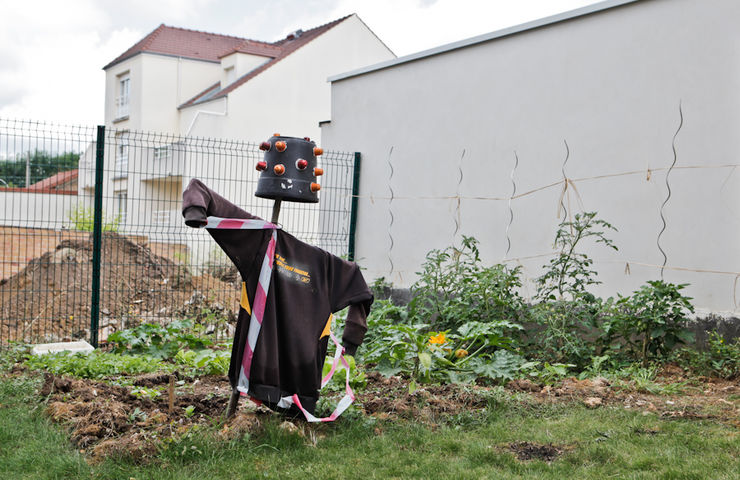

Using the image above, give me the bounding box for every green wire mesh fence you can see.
[0,118,359,347]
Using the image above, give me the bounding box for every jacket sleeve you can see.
[182,178,267,279]
[182,178,261,225]
[326,255,374,355]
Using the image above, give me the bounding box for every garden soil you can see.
[26,364,739,463]
[0,232,239,343]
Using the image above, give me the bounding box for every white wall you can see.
[322,0,740,313]
[0,191,78,229]
[220,52,270,88]
[104,54,222,133]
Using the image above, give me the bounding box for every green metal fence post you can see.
[348,152,362,262]
[90,125,105,348]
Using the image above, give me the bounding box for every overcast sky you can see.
[0,0,599,125]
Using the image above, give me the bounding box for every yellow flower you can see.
[455,349,469,358]
[428,332,447,345]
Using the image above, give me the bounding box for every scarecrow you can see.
[182,135,373,422]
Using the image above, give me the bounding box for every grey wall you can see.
[322,0,740,313]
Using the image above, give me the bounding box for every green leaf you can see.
[408,380,418,394]
[376,358,402,378]
[419,352,432,370]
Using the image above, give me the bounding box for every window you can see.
[153,210,170,225]
[114,190,128,224]
[154,145,171,161]
[115,131,129,178]
[116,74,130,118]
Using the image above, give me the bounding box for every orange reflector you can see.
[273,133,281,137]
[275,141,287,152]
[310,182,321,192]
[313,167,324,176]
[274,164,285,175]
[256,161,267,171]
[313,147,323,156]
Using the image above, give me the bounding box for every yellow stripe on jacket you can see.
[320,314,333,339]
[240,282,252,315]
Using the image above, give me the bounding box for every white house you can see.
[321,0,740,314]
[77,15,394,261]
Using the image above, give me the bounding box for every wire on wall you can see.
[453,148,465,240]
[505,151,519,258]
[386,146,395,275]
[658,101,683,280]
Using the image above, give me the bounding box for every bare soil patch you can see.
[25,362,739,463]
[37,371,266,463]
[507,441,566,462]
[507,364,740,427]
[360,371,488,422]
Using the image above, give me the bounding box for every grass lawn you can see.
[1,371,738,480]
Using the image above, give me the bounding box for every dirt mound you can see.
[0,232,239,343]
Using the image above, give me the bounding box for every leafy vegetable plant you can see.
[108,319,212,359]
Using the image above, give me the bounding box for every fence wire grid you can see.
[0,118,359,347]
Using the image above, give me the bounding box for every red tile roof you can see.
[179,15,352,108]
[25,169,78,193]
[104,24,248,69]
[226,40,282,58]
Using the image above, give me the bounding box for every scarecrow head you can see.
[254,134,324,203]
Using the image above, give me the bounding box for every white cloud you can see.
[0,0,599,125]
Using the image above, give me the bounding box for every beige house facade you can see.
[77,15,394,262]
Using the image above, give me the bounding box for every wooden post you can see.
[225,198,282,419]
[168,375,175,414]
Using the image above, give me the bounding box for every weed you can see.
[67,204,120,232]
[130,386,162,399]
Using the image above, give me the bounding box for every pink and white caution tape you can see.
[202,215,354,422]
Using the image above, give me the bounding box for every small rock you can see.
[279,421,299,434]
[584,397,602,408]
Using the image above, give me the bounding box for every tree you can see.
[0,150,79,188]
